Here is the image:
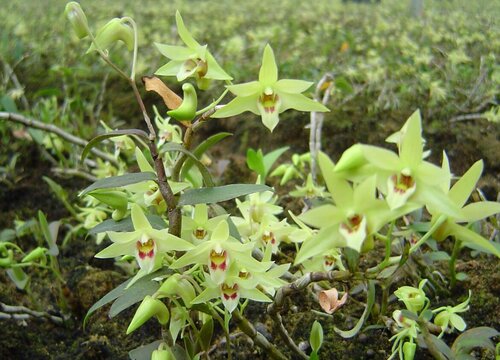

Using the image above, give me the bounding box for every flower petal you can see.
[279,93,329,113]
[259,44,278,85]
[227,81,262,97]
[212,95,259,118]
[205,51,233,80]
[131,204,152,231]
[155,43,195,60]
[448,159,483,208]
[400,110,423,169]
[175,11,200,49]
[95,241,135,258]
[274,79,313,93]
[155,61,183,77]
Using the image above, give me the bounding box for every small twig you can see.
[93,72,109,121]
[0,111,118,165]
[310,73,333,182]
[51,167,97,182]
[0,302,64,325]
[449,113,485,122]
[232,310,287,360]
[2,60,30,110]
[267,270,351,360]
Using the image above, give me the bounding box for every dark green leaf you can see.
[128,340,163,360]
[109,277,160,318]
[88,215,167,235]
[334,281,375,338]
[162,143,214,187]
[198,317,214,352]
[399,309,419,321]
[81,129,149,162]
[1,96,18,113]
[178,184,272,206]
[451,327,499,354]
[420,334,453,359]
[80,172,156,197]
[180,132,232,180]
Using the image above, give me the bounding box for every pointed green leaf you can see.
[162,143,214,187]
[89,215,167,234]
[178,184,271,206]
[80,172,156,197]
[263,146,289,175]
[38,211,59,256]
[81,129,148,163]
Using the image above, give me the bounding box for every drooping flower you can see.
[155,11,232,89]
[318,288,348,314]
[213,44,329,132]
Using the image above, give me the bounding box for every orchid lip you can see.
[136,238,155,259]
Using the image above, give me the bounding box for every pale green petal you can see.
[258,104,280,132]
[132,203,152,230]
[194,204,208,225]
[400,110,423,169]
[417,161,447,186]
[227,81,262,97]
[299,205,345,228]
[175,11,200,49]
[107,230,140,244]
[448,160,483,208]
[155,43,195,60]
[417,185,462,218]
[353,176,377,210]
[170,242,211,268]
[361,145,401,171]
[459,201,500,223]
[212,95,260,118]
[177,64,197,82]
[450,314,466,331]
[95,241,135,258]
[259,44,278,85]
[211,221,229,242]
[240,288,271,302]
[327,177,354,209]
[274,79,313,93]
[440,151,452,193]
[295,226,344,264]
[205,52,233,80]
[279,93,329,113]
[449,223,500,257]
[157,234,194,252]
[191,287,219,304]
[155,61,183,77]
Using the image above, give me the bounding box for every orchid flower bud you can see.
[394,279,428,313]
[64,2,89,39]
[167,83,198,122]
[21,247,47,264]
[403,341,416,360]
[126,295,169,334]
[87,18,134,53]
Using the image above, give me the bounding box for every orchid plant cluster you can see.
[63,3,500,360]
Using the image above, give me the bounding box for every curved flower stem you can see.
[195,88,229,116]
[122,17,138,79]
[267,270,351,360]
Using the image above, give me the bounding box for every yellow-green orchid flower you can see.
[213,44,329,132]
[96,204,193,274]
[155,11,232,89]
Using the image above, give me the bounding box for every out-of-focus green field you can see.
[1,0,499,154]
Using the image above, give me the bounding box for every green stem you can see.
[122,17,138,79]
[195,88,229,116]
[410,215,447,254]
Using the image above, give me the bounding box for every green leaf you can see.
[310,320,324,352]
[83,268,169,328]
[80,172,157,197]
[180,132,232,180]
[246,148,265,179]
[423,334,453,359]
[81,129,148,162]
[6,267,29,290]
[161,143,214,187]
[198,317,214,352]
[451,327,499,354]
[128,340,163,360]
[178,184,271,206]
[88,215,167,235]
[109,277,160,318]
[334,281,375,338]
[38,211,59,256]
[263,146,289,175]
[450,223,500,257]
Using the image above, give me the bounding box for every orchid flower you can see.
[213,44,329,132]
[181,204,228,244]
[318,288,348,314]
[191,262,275,313]
[425,155,500,257]
[96,204,193,276]
[171,220,266,285]
[155,11,232,89]
[393,279,429,313]
[296,152,417,260]
[433,291,471,337]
